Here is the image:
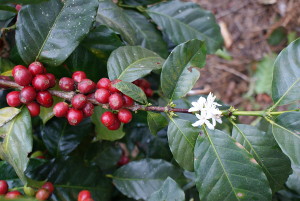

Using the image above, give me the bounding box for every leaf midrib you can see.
[35,0,66,61]
[169,118,194,148]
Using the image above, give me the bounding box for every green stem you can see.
[221,109,300,117]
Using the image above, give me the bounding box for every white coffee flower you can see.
[190,93,222,130]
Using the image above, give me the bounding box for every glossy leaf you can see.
[286,165,300,194]
[124,10,168,58]
[167,117,199,171]
[194,129,272,201]
[82,25,124,60]
[26,157,112,201]
[123,0,162,6]
[161,39,206,100]
[0,58,15,73]
[114,81,148,104]
[0,0,48,4]
[41,118,92,157]
[0,107,32,184]
[96,0,137,45]
[0,107,20,127]
[91,106,125,141]
[16,0,98,66]
[147,111,168,136]
[272,112,300,167]
[112,158,185,200]
[107,46,164,82]
[232,124,291,192]
[148,177,185,201]
[147,0,223,53]
[271,39,300,108]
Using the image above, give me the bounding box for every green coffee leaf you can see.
[147,112,168,136]
[161,39,206,100]
[114,81,148,104]
[167,118,199,171]
[148,177,185,201]
[0,0,48,4]
[107,46,164,82]
[194,129,272,201]
[16,0,98,66]
[147,0,223,53]
[232,124,291,192]
[112,159,185,200]
[0,107,20,127]
[91,106,125,141]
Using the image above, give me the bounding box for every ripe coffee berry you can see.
[108,93,124,110]
[12,65,27,77]
[41,182,55,194]
[117,155,130,166]
[117,109,132,124]
[71,94,87,110]
[123,95,134,107]
[108,79,121,93]
[26,102,40,117]
[82,102,94,117]
[0,180,8,195]
[97,78,111,89]
[59,77,75,91]
[0,76,11,88]
[144,88,153,97]
[53,102,69,117]
[36,91,53,108]
[13,67,33,86]
[20,86,37,104]
[101,111,117,127]
[32,75,50,91]
[45,73,56,88]
[139,79,151,88]
[6,91,22,107]
[35,188,50,201]
[78,190,91,201]
[67,108,83,126]
[107,119,121,130]
[5,191,22,199]
[72,71,86,83]
[78,79,96,94]
[95,88,110,104]
[28,61,45,76]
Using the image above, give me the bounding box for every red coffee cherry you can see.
[35,188,50,201]
[82,102,94,117]
[107,119,121,130]
[0,76,11,89]
[20,86,37,104]
[53,102,69,117]
[42,182,55,194]
[15,4,22,11]
[108,93,124,110]
[95,88,110,104]
[108,79,121,93]
[139,79,151,88]
[132,79,141,86]
[5,191,22,199]
[6,91,22,107]
[117,109,132,124]
[72,71,86,83]
[28,61,45,76]
[13,67,33,86]
[36,91,53,108]
[26,102,40,117]
[12,65,27,77]
[144,88,153,97]
[123,95,134,107]
[71,94,87,110]
[0,180,8,195]
[67,108,83,126]
[32,75,51,91]
[101,111,117,127]
[78,190,91,201]
[96,78,111,89]
[59,77,75,91]
[117,155,130,166]
[45,73,56,88]
[78,79,96,94]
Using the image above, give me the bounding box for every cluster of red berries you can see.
[78,190,94,201]
[53,71,96,126]
[0,180,54,200]
[6,62,56,117]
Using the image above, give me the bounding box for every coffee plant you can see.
[0,0,299,200]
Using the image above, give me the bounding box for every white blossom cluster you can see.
[188,93,222,130]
